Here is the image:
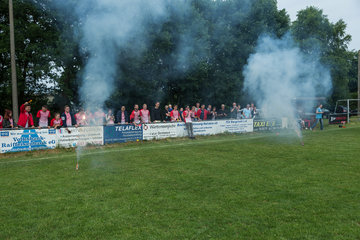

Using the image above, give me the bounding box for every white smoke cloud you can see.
[76,0,173,110]
[243,34,332,121]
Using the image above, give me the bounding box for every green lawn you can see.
[1,124,360,239]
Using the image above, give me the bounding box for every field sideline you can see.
[1,123,360,239]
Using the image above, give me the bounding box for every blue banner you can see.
[104,125,143,144]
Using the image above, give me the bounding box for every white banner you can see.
[176,121,223,137]
[143,123,177,140]
[0,128,57,153]
[57,126,104,148]
[222,119,253,133]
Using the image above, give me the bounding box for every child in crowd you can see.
[18,102,34,128]
[50,113,63,129]
[36,105,50,128]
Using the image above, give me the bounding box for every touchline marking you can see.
[0,133,276,165]
[0,125,358,165]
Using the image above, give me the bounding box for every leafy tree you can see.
[291,7,353,104]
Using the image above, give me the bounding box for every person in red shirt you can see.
[18,102,34,128]
[50,113,63,129]
[130,104,141,125]
[140,104,151,124]
[170,105,180,122]
[196,104,209,121]
[36,105,50,128]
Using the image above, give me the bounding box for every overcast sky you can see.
[277,0,360,51]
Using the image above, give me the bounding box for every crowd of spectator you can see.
[0,101,258,129]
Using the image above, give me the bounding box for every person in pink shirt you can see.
[182,106,194,139]
[50,113,63,129]
[140,104,151,124]
[75,108,88,126]
[116,106,129,124]
[106,109,115,125]
[130,104,141,125]
[170,105,180,122]
[36,105,50,128]
[61,105,77,128]
[94,107,106,125]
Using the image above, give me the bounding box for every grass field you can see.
[1,123,360,239]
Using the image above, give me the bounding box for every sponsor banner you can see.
[104,125,143,144]
[0,128,57,153]
[176,121,222,137]
[223,119,253,133]
[143,123,177,140]
[253,119,282,131]
[57,126,104,148]
[329,114,347,124]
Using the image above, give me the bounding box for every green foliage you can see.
[0,1,357,113]
[291,7,355,104]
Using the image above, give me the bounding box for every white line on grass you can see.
[0,133,277,165]
[0,125,357,165]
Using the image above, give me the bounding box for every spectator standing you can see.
[179,107,184,122]
[197,104,209,121]
[170,105,180,122]
[237,105,243,119]
[3,109,17,128]
[140,104,151,124]
[230,102,238,119]
[207,105,212,120]
[130,104,141,125]
[117,106,129,124]
[36,105,50,128]
[183,106,195,139]
[94,108,106,125]
[18,102,34,128]
[217,104,228,119]
[50,113,63,129]
[252,106,258,118]
[106,109,115,125]
[191,106,197,121]
[163,105,171,122]
[61,105,77,128]
[195,102,200,112]
[250,103,255,112]
[168,104,173,112]
[211,107,217,120]
[311,104,324,131]
[243,104,252,119]
[0,112,3,128]
[151,102,163,122]
[75,109,88,126]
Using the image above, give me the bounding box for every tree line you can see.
[0,0,358,113]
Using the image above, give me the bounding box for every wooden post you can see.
[9,0,19,121]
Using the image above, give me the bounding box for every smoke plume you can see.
[243,34,332,122]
